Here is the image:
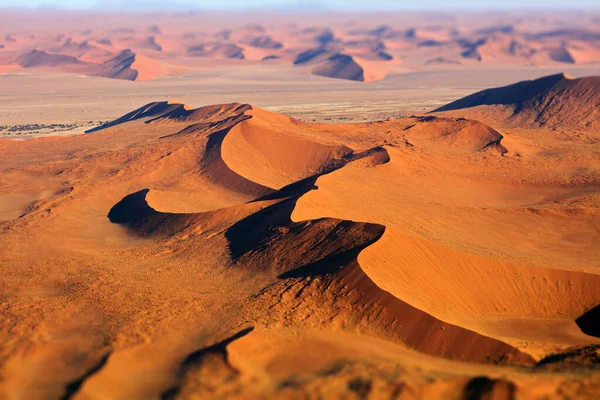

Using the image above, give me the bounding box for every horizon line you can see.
[1,6,599,12]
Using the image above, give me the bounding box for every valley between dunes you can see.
[1,77,599,398]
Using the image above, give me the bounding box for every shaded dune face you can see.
[432,73,600,130]
[1,99,599,398]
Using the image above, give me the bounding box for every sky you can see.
[2,0,599,10]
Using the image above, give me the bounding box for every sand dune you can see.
[241,35,283,50]
[229,199,533,365]
[54,37,110,59]
[433,73,600,130]
[86,101,251,132]
[188,43,245,60]
[90,49,138,80]
[0,191,52,221]
[17,49,84,68]
[14,48,144,81]
[1,99,599,398]
[311,53,365,81]
[399,116,506,153]
[222,108,354,188]
[291,145,600,354]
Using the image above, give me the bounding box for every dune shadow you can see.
[107,189,195,237]
[161,327,254,400]
[463,376,515,400]
[250,175,319,203]
[536,344,600,371]
[180,327,254,369]
[226,197,300,261]
[60,352,111,400]
[107,189,154,224]
[576,305,600,338]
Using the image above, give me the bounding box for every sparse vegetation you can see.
[0,121,109,137]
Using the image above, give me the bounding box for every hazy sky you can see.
[2,0,599,10]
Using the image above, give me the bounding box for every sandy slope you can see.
[0,97,599,399]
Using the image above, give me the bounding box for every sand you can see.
[1,70,599,399]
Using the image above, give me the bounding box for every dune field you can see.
[1,9,600,400]
[1,11,600,83]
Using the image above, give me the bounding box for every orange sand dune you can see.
[291,145,600,353]
[1,100,599,399]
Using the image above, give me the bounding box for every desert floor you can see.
[2,65,599,138]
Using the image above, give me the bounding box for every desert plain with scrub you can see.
[1,8,600,400]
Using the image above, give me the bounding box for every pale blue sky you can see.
[2,0,599,10]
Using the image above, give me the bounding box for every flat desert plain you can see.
[0,10,600,400]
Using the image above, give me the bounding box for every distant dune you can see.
[2,11,599,82]
[241,35,283,50]
[17,49,84,68]
[311,54,365,81]
[90,49,139,80]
